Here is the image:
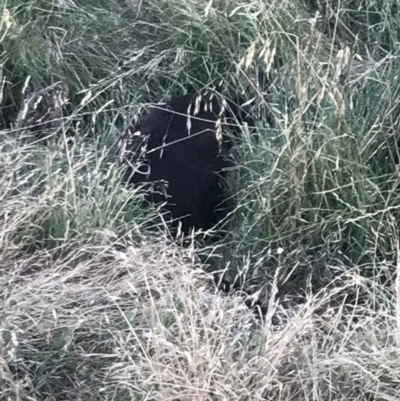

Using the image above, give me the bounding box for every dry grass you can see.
[1,227,399,400]
[2,0,400,399]
[1,134,399,400]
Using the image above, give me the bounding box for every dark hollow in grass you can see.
[118,91,253,235]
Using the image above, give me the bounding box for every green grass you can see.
[2,0,400,400]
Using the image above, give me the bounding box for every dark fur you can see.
[119,91,251,234]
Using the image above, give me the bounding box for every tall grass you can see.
[1,0,400,399]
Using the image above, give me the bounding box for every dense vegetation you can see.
[1,0,400,399]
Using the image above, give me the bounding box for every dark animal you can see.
[119,91,252,234]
